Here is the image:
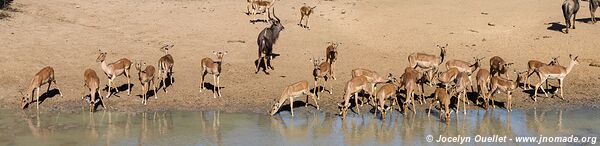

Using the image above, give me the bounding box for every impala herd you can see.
[18,1,582,124]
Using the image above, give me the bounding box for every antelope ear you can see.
[224,51,228,55]
[212,51,217,55]
[569,54,573,59]
[445,44,448,47]
[574,56,579,60]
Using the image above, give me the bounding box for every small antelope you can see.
[446,57,485,92]
[255,8,284,75]
[374,76,401,118]
[400,68,421,114]
[158,44,175,93]
[475,69,491,109]
[533,54,579,101]
[325,42,340,80]
[562,0,580,33]
[590,0,600,24]
[489,56,513,78]
[524,57,560,89]
[451,72,469,115]
[437,67,460,88]
[428,88,452,123]
[201,51,228,98]
[269,80,319,116]
[20,66,64,109]
[310,57,333,99]
[339,75,370,118]
[135,61,158,105]
[408,44,448,86]
[351,68,392,106]
[298,4,316,29]
[487,76,517,111]
[82,69,106,112]
[97,50,133,98]
[249,0,275,22]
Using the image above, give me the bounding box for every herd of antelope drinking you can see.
[19,1,581,123]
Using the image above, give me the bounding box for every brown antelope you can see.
[487,76,517,111]
[135,61,158,105]
[298,4,316,29]
[158,44,175,93]
[97,50,133,98]
[446,57,485,92]
[428,88,451,123]
[524,57,560,89]
[269,80,319,116]
[490,56,514,78]
[249,0,275,22]
[475,69,491,109]
[201,51,228,98]
[437,67,460,88]
[451,72,469,115]
[351,68,393,106]
[401,67,426,107]
[408,44,448,86]
[82,69,106,112]
[533,54,579,101]
[514,70,529,90]
[374,76,401,118]
[325,42,340,80]
[339,75,370,119]
[20,66,64,109]
[310,57,333,99]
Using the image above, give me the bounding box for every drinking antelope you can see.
[437,67,459,88]
[374,76,401,119]
[339,75,370,118]
[269,80,319,116]
[82,69,106,112]
[135,61,158,105]
[475,69,491,109]
[451,72,469,115]
[489,56,513,78]
[351,68,393,106]
[158,44,175,93]
[408,44,448,86]
[487,75,517,111]
[255,8,284,75]
[310,57,333,99]
[20,66,64,109]
[533,54,579,101]
[97,50,133,98]
[298,4,316,29]
[524,57,560,89]
[446,57,485,92]
[325,42,339,80]
[201,51,228,98]
[428,88,452,123]
[400,67,421,114]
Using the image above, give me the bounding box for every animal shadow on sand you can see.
[254,53,280,75]
[546,22,566,33]
[200,82,226,95]
[22,89,62,109]
[575,17,600,23]
[102,83,135,98]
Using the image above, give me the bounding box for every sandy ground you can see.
[1,0,600,114]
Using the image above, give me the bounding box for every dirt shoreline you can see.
[1,0,600,115]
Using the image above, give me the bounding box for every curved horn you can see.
[272,8,280,22]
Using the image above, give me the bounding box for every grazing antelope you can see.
[298,4,316,29]
[533,54,579,101]
[310,57,333,99]
[135,61,158,105]
[325,42,340,80]
[249,0,275,22]
[524,57,560,89]
[475,69,491,109]
[20,66,64,109]
[487,75,517,111]
[408,44,448,86]
[351,68,392,106]
[339,75,370,118]
[590,0,600,24]
[428,88,452,123]
[158,44,175,93]
[489,56,513,78]
[451,72,469,115]
[201,51,228,98]
[446,57,485,92]
[562,0,580,33]
[374,76,401,118]
[255,8,284,75]
[437,67,460,88]
[269,80,319,116]
[82,69,106,112]
[96,50,133,98]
